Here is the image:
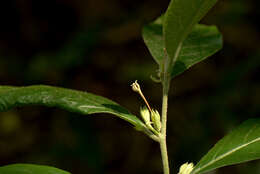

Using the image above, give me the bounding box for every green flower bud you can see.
[140,106,151,126]
[151,109,161,132]
[178,162,194,174]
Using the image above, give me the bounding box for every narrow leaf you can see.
[0,164,70,174]
[191,119,260,174]
[0,85,146,132]
[142,24,222,78]
[164,0,218,72]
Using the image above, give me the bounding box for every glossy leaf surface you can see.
[171,24,222,78]
[191,119,260,174]
[143,23,164,67]
[0,85,146,132]
[0,164,70,174]
[142,24,222,78]
[164,0,218,72]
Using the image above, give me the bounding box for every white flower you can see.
[131,80,141,93]
[178,162,194,174]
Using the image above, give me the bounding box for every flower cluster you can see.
[131,80,161,134]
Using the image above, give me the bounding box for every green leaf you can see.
[0,85,146,132]
[142,23,164,70]
[142,23,222,78]
[191,119,260,174]
[0,164,70,174]
[171,24,222,78]
[164,0,218,73]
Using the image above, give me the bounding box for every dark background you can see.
[0,0,259,173]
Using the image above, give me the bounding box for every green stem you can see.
[160,133,169,174]
[159,76,170,174]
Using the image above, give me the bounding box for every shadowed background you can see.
[0,0,259,173]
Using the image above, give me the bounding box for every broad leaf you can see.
[142,23,164,71]
[142,24,222,78]
[0,85,147,132]
[171,24,222,78]
[164,0,218,73]
[0,164,70,174]
[191,119,260,174]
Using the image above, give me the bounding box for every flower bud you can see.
[151,109,161,132]
[178,162,194,174]
[140,106,151,126]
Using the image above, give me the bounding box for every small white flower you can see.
[178,162,194,174]
[131,80,141,93]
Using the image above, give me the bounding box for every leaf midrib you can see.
[165,0,213,69]
[192,137,260,173]
[0,85,145,127]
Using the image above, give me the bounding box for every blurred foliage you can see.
[0,0,259,174]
